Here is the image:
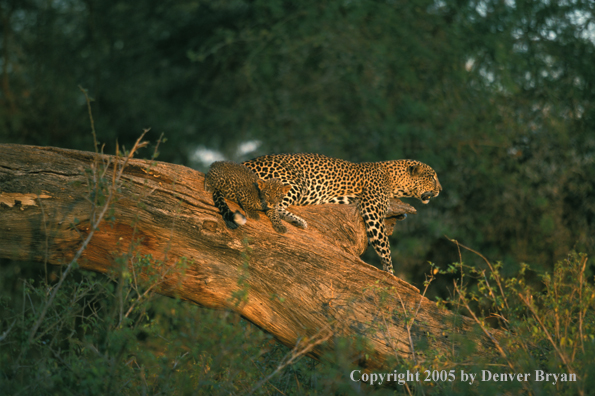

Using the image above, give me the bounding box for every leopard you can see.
[205,161,292,233]
[242,153,442,274]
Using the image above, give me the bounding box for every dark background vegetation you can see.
[2,0,594,284]
[1,0,594,394]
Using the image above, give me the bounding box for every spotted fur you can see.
[243,153,442,273]
[205,161,292,233]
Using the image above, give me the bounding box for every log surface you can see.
[0,144,499,368]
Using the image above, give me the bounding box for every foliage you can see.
[0,264,300,395]
[1,0,593,282]
[2,248,594,395]
[431,250,595,395]
[1,0,595,393]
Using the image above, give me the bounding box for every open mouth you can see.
[421,192,433,203]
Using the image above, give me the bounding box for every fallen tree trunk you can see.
[0,144,501,369]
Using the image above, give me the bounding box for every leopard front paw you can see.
[272,223,288,233]
[287,216,307,229]
[382,262,394,274]
[294,220,307,229]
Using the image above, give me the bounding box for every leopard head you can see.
[257,178,292,210]
[389,160,442,204]
[408,162,441,204]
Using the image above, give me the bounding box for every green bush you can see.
[2,250,592,395]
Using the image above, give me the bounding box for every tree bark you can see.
[0,144,501,369]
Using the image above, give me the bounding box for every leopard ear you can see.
[408,165,423,177]
[256,179,267,190]
[282,184,292,194]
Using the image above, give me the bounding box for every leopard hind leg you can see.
[212,190,246,229]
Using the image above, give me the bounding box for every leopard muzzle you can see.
[421,190,439,204]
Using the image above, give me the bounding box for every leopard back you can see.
[243,153,441,274]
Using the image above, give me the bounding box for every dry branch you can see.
[0,144,502,369]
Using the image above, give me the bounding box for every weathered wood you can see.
[0,144,500,368]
